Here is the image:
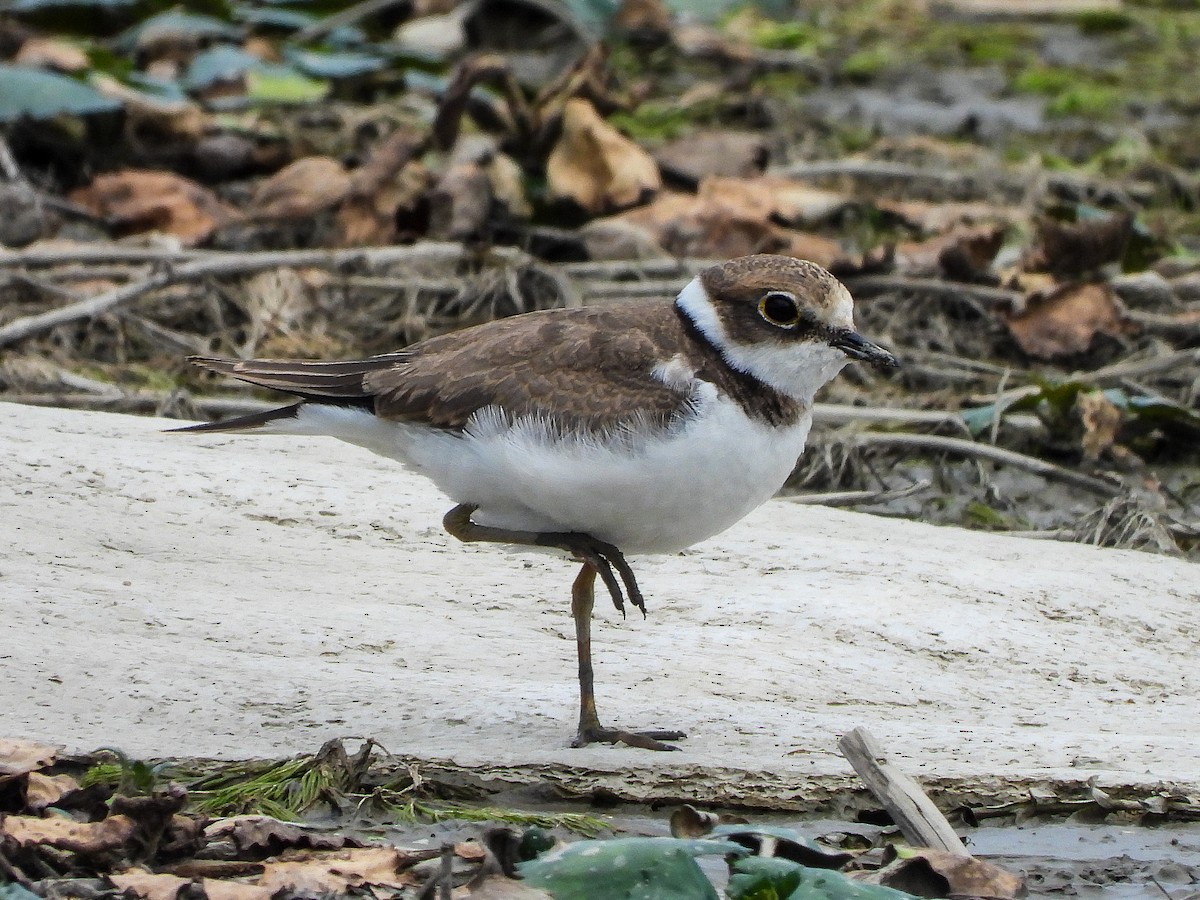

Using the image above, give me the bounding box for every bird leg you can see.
[442,504,686,751]
[441,503,644,617]
[570,564,685,751]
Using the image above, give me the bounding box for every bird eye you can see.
[759,292,800,327]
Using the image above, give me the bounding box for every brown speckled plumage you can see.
[181,255,861,435]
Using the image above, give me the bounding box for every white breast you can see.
[280,394,813,555]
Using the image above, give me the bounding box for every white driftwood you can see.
[838,727,969,856]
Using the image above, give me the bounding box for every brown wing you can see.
[183,302,697,434]
[369,303,694,432]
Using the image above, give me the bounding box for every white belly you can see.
[288,394,811,554]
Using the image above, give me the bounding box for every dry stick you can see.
[0,244,528,348]
[843,274,1024,308]
[851,431,1120,497]
[838,727,969,856]
[293,0,412,43]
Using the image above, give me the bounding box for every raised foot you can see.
[572,726,687,752]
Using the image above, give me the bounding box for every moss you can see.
[841,46,899,82]
[1046,84,1124,118]
[749,19,828,52]
[1013,65,1077,96]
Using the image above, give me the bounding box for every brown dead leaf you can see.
[24,772,80,812]
[615,0,671,45]
[429,162,492,242]
[92,74,208,142]
[14,36,89,72]
[610,192,847,267]
[546,99,660,215]
[69,170,239,246]
[455,841,486,862]
[205,814,364,855]
[1078,390,1124,461]
[0,738,56,779]
[699,176,853,228]
[334,131,431,246]
[877,198,1023,235]
[252,156,352,220]
[1005,281,1135,359]
[485,152,531,219]
[259,847,423,893]
[111,869,272,900]
[1023,212,1133,277]
[671,23,754,64]
[862,847,1025,900]
[896,224,1004,280]
[3,813,135,855]
[655,132,767,188]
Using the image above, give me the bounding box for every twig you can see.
[813,403,968,428]
[850,431,1121,496]
[294,0,413,44]
[783,480,929,507]
[1083,347,1200,383]
[844,274,1023,309]
[0,244,529,348]
[838,727,969,856]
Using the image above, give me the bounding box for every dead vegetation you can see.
[4,736,1197,900]
[0,0,1198,557]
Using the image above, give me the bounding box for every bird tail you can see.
[169,354,402,433]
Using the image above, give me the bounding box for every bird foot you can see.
[572,725,687,752]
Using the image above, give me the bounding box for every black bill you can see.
[830,330,900,369]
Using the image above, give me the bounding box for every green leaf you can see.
[118,11,241,53]
[232,4,317,31]
[0,64,121,122]
[245,65,328,103]
[283,47,386,80]
[518,837,743,899]
[728,857,919,900]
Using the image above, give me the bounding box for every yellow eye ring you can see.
[759,292,800,327]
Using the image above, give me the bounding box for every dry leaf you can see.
[3,813,135,854]
[111,869,272,900]
[252,156,352,220]
[877,198,1023,235]
[863,847,1025,900]
[205,814,364,855]
[92,74,208,142]
[1023,213,1133,277]
[615,0,672,45]
[14,36,89,72]
[1078,390,1124,461]
[69,170,239,246]
[24,772,80,812]
[546,98,660,215]
[1005,281,1135,359]
[485,152,531,219]
[259,847,422,893]
[896,224,1004,279]
[699,176,852,228]
[429,162,492,241]
[0,738,56,779]
[611,192,847,266]
[654,132,767,188]
[334,131,430,246]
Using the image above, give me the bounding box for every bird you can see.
[175,254,898,751]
